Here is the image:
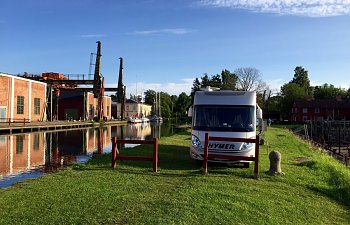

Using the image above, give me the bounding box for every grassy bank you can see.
[0,127,349,225]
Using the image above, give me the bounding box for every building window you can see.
[302,116,308,121]
[34,98,40,115]
[107,106,109,116]
[16,135,24,154]
[89,104,93,116]
[33,134,40,151]
[315,108,320,113]
[133,105,136,110]
[17,96,24,114]
[302,108,308,113]
[126,105,129,111]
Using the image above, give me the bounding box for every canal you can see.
[0,122,183,188]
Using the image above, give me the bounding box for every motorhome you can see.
[188,87,263,167]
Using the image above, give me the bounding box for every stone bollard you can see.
[268,150,284,176]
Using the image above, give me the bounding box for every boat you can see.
[127,117,142,124]
[141,117,150,123]
[150,115,163,123]
[150,92,163,123]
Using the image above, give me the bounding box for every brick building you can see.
[58,90,111,121]
[291,96,350,122]
[0,73,47,122]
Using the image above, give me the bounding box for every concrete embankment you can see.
[0,120,127,135]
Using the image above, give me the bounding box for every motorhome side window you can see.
[193,105,254,132]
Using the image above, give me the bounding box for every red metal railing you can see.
[0,118,30,126]
[203,133,260,179]
[111,137,159,172]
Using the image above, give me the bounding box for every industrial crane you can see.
[93,41,105,121]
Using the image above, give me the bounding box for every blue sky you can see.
[1,0,350,96]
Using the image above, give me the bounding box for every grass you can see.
[0,128,349,225]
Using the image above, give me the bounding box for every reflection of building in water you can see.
[111,124,157,141]
[48,127,111,161]
[126,123,152,139]
[85,127,111,154]
[0,133,46,177]
[0,127,111,178]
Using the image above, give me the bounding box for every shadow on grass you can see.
[296,160,350,208]
[75,143,256,179]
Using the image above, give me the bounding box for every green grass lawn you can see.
[0,127,349,225]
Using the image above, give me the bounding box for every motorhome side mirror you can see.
[188,107,193,117]
[257,108,262,119]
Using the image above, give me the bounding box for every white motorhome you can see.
[188,87,263,167]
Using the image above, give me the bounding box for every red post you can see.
[254,135,260,179]
[202,133,209,175]
[153,138,158,172]
[112,137,117,168]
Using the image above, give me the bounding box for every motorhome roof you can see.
[194,90,256,106]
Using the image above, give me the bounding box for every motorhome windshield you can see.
[193,105,255,132]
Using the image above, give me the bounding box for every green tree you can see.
[221,69,238,90]
[291,66,310,92]
[144,89,156,106]
[175,92,191,117]
[314,84,347,99]
[280,82,308,118]
[159,92,172,118]
[191,70,239,103]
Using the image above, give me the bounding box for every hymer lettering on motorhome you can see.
[188,87,263,167]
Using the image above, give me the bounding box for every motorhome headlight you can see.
[242,142,253,150]
[191,135,202,148]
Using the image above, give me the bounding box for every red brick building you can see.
[58,90,111,120]
[291,96,350,122]
[0,73,47,122]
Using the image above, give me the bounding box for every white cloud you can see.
[129,28,194,36]
[105,78,194,97]
[266,78,284,93]
[80,34,106,38]
[198,0,350,17]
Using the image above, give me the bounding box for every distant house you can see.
[291,96,350,122]
[112,99,152,119]
[0,73,47,122]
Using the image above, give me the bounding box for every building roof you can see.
[294,99,350,109]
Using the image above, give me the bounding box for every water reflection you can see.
[0,122,170,188]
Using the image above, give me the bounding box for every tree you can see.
[191,69,239,103]
[159,92,172,118]
[291,66,310,91]
[110,94,117,102]
[234,67,263,91]
[175,92,191,117]
[280,82,308,118]
[313,84,347,99]
[144,89,156,106]
[221,69,238,90]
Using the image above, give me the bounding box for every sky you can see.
[1,0,350,97]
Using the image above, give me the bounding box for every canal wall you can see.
[0,120,127,135]
[294,120,350,166]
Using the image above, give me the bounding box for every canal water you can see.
[0,122,183,188]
